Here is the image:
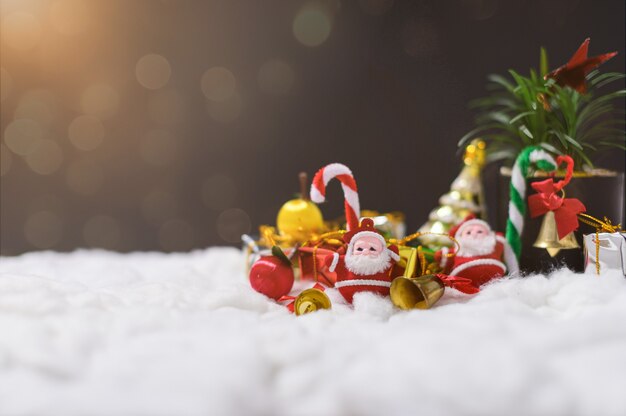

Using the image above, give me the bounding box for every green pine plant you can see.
[459,47,626,169]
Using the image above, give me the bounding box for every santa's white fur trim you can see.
[334,279,391,288]
[388,249,400,262]
[497,235,519,275]
[450,258,506,277]
[328,252,340,272]
[457,232,497,257]
[454,219,491,239]
[345,249,392,276]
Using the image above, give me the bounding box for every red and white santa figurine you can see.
[325,218,400,303]
[437,215,519,287]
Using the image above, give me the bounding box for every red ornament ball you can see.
[249,256,294,300]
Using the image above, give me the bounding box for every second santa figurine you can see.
[437,215,519,287]
[326,218,401,303]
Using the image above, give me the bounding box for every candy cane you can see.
[506,146,557,259]
[310,163,360,231]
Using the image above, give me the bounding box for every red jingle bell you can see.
[249,256,294,300]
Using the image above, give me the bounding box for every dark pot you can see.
[496,168,625,274]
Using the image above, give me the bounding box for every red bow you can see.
[527,155,586,239]
[278,283,327,313]
[435,274,480,294]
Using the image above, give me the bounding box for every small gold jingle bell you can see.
[533,211,580,257]
[294,288,332,315]
[390,275,445,310]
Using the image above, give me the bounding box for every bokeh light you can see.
[4,119,44,156]
[1,12,42,51]
[49,0,93,35]
[83,215,121,248]
[24,211,63,249]
[147,88,185,125]
[139,129,178,166]
[201,67,237,102]
[293,4,332,47]
[65,159,104,195]
[80,84,120,119]
[142,190,178,225]
[257,59,296,95]
[0,68,12,102]
[216,208,251,243]
[135,54,172,90]
[158,219,195,251]
[201,174,237,210]
[358,0,394,16]
[1,145,12,177]
[68,115,105,151]
[25,139,64,175]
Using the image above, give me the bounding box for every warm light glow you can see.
[139,129,178,166]
[257,59,296,95]
[201,174,237,210]
[216,208,251,243]
[14,90,57,126]
[24,211,63,249]
[1,12,42,51]
[83,215,121,248]
[80,84,120,119]
[25,139,64,175]
[65,159,104,195]
[68,115,105,151]
[201,67,237,102]
[49,0,93,35]
[0,68,12,102]
[136,54,172,90]
[293,4,332,47]
[4,119,43,156]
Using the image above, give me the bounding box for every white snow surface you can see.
[1,248,626,416]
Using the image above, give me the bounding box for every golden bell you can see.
[390,275,445,310]
[294,288,331,315]
[533,211,580,257]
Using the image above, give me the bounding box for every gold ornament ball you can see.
[276,198,324,242]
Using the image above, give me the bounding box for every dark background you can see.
[1,0,624,255]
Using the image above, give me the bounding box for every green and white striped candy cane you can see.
[506,146,557,259]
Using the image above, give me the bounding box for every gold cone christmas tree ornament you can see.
[419,139,486,247]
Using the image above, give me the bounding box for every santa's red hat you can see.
[343,218,384,244]
[449,214,491,238]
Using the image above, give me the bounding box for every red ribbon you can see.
[278,283,327,313]
[527,155,586,239]
[435,274,480,294]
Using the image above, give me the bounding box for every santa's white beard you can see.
[344,250,392,276]
[456,232,497,257]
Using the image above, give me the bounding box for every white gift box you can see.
[583,232,626,275]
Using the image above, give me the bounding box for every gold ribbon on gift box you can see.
[389,231,460,277]
[577,213,623,275]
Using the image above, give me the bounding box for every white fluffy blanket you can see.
[1,248,625,416]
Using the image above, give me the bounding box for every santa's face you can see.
[456,223,496,257]
[345,235,391,276]
[352,235,384,257]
